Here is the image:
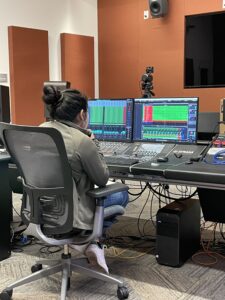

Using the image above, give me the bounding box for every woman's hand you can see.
[90,132,96,140]
[86,129,95,139]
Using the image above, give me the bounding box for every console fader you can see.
[101,142,175,166]
[122,142,171,162]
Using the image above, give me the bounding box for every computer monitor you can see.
[133,97,199,144]
[88,98,133,141]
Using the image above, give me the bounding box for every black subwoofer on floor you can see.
[156,198,200,267]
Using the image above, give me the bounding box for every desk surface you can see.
[109,168,225,190]
[1,146,225,190]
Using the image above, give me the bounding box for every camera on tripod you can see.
[141,66,155,98]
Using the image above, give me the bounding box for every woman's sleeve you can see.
[78,138,109,186]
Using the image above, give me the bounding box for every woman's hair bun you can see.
[42,85,62,105]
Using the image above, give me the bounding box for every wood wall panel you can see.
[184,0,222,15]
[61,33,94,98]
[98,0,224,112]
[8,26,49,125]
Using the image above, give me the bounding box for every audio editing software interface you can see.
[133,98,198,144]
[88,99,133,141]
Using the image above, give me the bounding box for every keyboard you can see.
[105,156,139,166]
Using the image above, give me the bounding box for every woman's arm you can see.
[78,137,109,187]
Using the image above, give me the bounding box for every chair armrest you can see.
[87,182,129,198]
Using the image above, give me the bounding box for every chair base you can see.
[0,253,129,300]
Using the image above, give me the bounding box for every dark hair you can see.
[42,85,88,121]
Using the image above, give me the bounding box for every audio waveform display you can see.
[143,126,182,140]
[143,105,188,122]
[153,106,188,122]
[88,99,133,141]
[143,106,152,122]
[89,106,104,124]
[93,129,126,136]
[104,106,126,125]
[134,97,198,144]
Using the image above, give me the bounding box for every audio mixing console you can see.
[101,142,173,166]
[99,141,130,156]
[131,144,207,176]
[164,161,225,185]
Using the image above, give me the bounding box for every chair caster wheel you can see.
[0,289,13,300]
[117,286,129,299]
[31,263,42,273]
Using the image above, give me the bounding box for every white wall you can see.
[0,0,99,96]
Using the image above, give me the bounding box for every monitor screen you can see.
[133,97,198,144]
[185,12,225,88]
[88,99,133,141]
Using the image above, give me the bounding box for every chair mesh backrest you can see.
[1,124,74,234]
[5,130,65,188]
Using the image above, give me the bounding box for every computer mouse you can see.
[157,156,169,162]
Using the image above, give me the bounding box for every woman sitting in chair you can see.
[41,86,129,274]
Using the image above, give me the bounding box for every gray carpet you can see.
[1,183,225,299]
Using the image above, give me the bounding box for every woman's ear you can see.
[80,109,87,121]
[76,109,88,128]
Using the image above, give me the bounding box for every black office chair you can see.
[0,123,129,300]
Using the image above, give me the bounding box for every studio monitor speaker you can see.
[149,0,168,18]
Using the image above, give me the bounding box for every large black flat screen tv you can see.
[184,12,225,88]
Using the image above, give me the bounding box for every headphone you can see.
[204,149,225,165]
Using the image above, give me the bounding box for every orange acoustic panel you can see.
[61,33,94,98]
[8,26,49,125]
[184,0,222,15]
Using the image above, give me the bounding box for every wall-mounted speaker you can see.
[149,0,168,18]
